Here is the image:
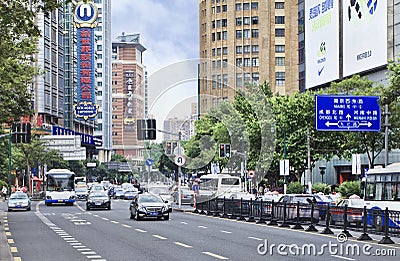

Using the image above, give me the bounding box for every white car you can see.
[147,186,173,212]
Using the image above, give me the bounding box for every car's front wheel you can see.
[86,205,90,211]
[164,214,170,220]
[136,211,141,221]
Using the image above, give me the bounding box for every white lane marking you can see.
[174,242,192,248]
[220,230,232,234]
[87,256,103,259]
[110,220,119,224]
[93,214,99,217]
[66,240,79,243]
[202,251,229,260]
[180,221,188,225]
[198,225,207,229]
[331,255,356,261]
[73,246,87,249]
[135,228,147,233]
[248,236,263,241]
[77,248,92,251]
[102,217,109,221]
[152,234,167,240]
[82,251,97,255]
[70,243,82,246]
[122,224,132,228]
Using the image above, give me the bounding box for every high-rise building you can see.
[198,0,299,114]
[111,33,146,163]
[93,0,113,162]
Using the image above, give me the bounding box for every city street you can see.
[1,199,399,261]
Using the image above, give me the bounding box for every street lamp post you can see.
[283,128,287,195]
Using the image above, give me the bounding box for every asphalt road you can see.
[1,199,400,261]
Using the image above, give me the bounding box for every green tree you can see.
[335,181,361,198]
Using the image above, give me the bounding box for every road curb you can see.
[0,209,13,261]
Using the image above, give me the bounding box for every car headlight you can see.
[138,205,146,211]
[162,205,168,212]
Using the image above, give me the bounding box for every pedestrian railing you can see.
[194,197,400,242]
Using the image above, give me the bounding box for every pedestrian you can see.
[251,185,258,196]
[2,185,7,200]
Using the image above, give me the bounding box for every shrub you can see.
[335,181,361,198]
[312,182,331,194]
[287,181,303,194]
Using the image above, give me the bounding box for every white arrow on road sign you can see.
[174,155,186,166]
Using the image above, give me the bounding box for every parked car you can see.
[129,193,170,220]
[86,191,111,210]
[8,192,31,211]
[277,194,320,222]
[172,188,194,205]
[330,198,364,227]
[75,186,89,200]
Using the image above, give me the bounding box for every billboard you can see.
[343,0,387,77]
[305,0,339,89]
[73,1,99,120]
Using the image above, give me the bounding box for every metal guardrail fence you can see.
[194,197,400,243]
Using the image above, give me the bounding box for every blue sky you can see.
[111,0,199,75]
[111,0,199,128]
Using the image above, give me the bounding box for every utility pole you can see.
[307,128,312,194]
[383,104,390,167]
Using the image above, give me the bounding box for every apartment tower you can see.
[111,34,146,163]
[199,0,299,114]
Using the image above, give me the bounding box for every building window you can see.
[243,45,250,53]
[235,3,241,11]
[252,29,259,38]
[212,48,216,56]
[236,58,242,67]
[212,33,215,41]
[252,2,259,10]
[217,60,221,69]
[275,28,285,37]
[252,45,259,53]
[216,6,221,13]
[252,73,260,83]
[217,75,222,88]
[276,57,285,66]
[217,32,221,40]
[252,57,259,67]
[212,75,216,88]
[243,3,250,10]
[236,46,242,54]
[217,20,221,28]
[223,74,228,87]
[212,20,215,28]
[236,30,242,39]
[275,16,285,24]
[243,17,250,25]
[222,31,228,40]
[223,59,228,68]
[223,47,228,55]
[243,29,250,38]
[236,17,242,26]
[222,5,227,12]
[276,72,286,86]
[217,48,222,56]
[275,2,284,9]
[236,73,243,87]
[275,45,285,53]
[222,19,227,27]
[252,16,258,25]
[244,73,251,83]
[243,58,250,67]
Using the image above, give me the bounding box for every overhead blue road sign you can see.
[315,95,381,132]
[145,158,153,167]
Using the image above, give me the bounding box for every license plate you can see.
[150,212,158,216]
[16,205,21,208]
[95,202,102,205]
[58,200,63,203]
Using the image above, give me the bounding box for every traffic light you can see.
[136,119,145,140]
[171,142,178,155]
[219,144,225,158]
[22,123,31,143]
[146,119,156,140]
[225,144,231,158]
[11,123,20,143]
[166,142,172,155]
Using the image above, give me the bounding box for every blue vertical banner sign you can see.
[73,1,99,120]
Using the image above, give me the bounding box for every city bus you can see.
[45,169,76,206]
[196,174,242,203]
[363,162,400,229]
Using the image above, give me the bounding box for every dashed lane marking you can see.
[220,230,232,234]
[180,221,188,225]
[135,228,147,233]
[198,225,207,229]
[13,257,22,261]
[10,247,18,253]
[248,236,263,241]
[122,224,132,228]
[82,251,97,255]
[8,239,14,244]
[110,220,119,224]
[331,255,356,260]
[174,242,192,248]
[152,234,167,240]
[202,251,229,260]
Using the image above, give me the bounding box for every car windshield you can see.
[10,193,28,200]
[75,187,87,192]
[292,196,314,204]
[89,192,108,198]
[138,195,163,203]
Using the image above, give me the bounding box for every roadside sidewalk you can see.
[0,200,13,261]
